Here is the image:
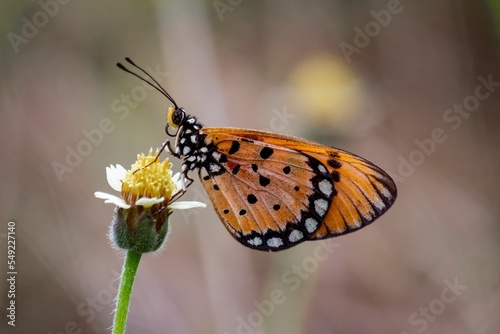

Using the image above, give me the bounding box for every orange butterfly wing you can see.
[199,128,397,251]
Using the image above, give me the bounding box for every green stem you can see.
[112,251,142,334]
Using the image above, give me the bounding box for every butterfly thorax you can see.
[174,114,214,174]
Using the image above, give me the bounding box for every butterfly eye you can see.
[167,106,185,128]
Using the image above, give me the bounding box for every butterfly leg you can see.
[155,138,175,159]
[170,171,194,202]
[181,173,194,191]
[132,139,173,174]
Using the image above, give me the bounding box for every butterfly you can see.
[117,58,397,252]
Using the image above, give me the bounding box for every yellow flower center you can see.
[121,149,176,205]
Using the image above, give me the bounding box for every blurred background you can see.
[1,0,500,333]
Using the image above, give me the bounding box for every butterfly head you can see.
[167,105,186,129]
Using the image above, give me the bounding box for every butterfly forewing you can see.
[200,128,396,251]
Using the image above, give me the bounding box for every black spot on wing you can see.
[260,147,274,159]
[327,158,342,169]
[228,141,240,155]
[259,175,270,187]
[219,154,228,163]
[247,194,258,204]
[232,164,241,175]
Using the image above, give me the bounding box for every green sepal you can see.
[110,206,170,253]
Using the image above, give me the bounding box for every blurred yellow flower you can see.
[288,54,379,136]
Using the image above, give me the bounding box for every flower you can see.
[94,149,206,253]
[95,150,205,210]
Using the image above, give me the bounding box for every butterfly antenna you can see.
[116,58,178,109]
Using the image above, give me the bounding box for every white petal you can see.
[115,164,127,178]
[168,201,207,210]
[106,164,126,191]
[171,172,181,184]
[94,191,117,201]
[94,191,131,209]
[171,173,183,197]
[136,197,164,208]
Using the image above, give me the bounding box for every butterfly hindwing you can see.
[199,128,396,251]
[199,131,335,251]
